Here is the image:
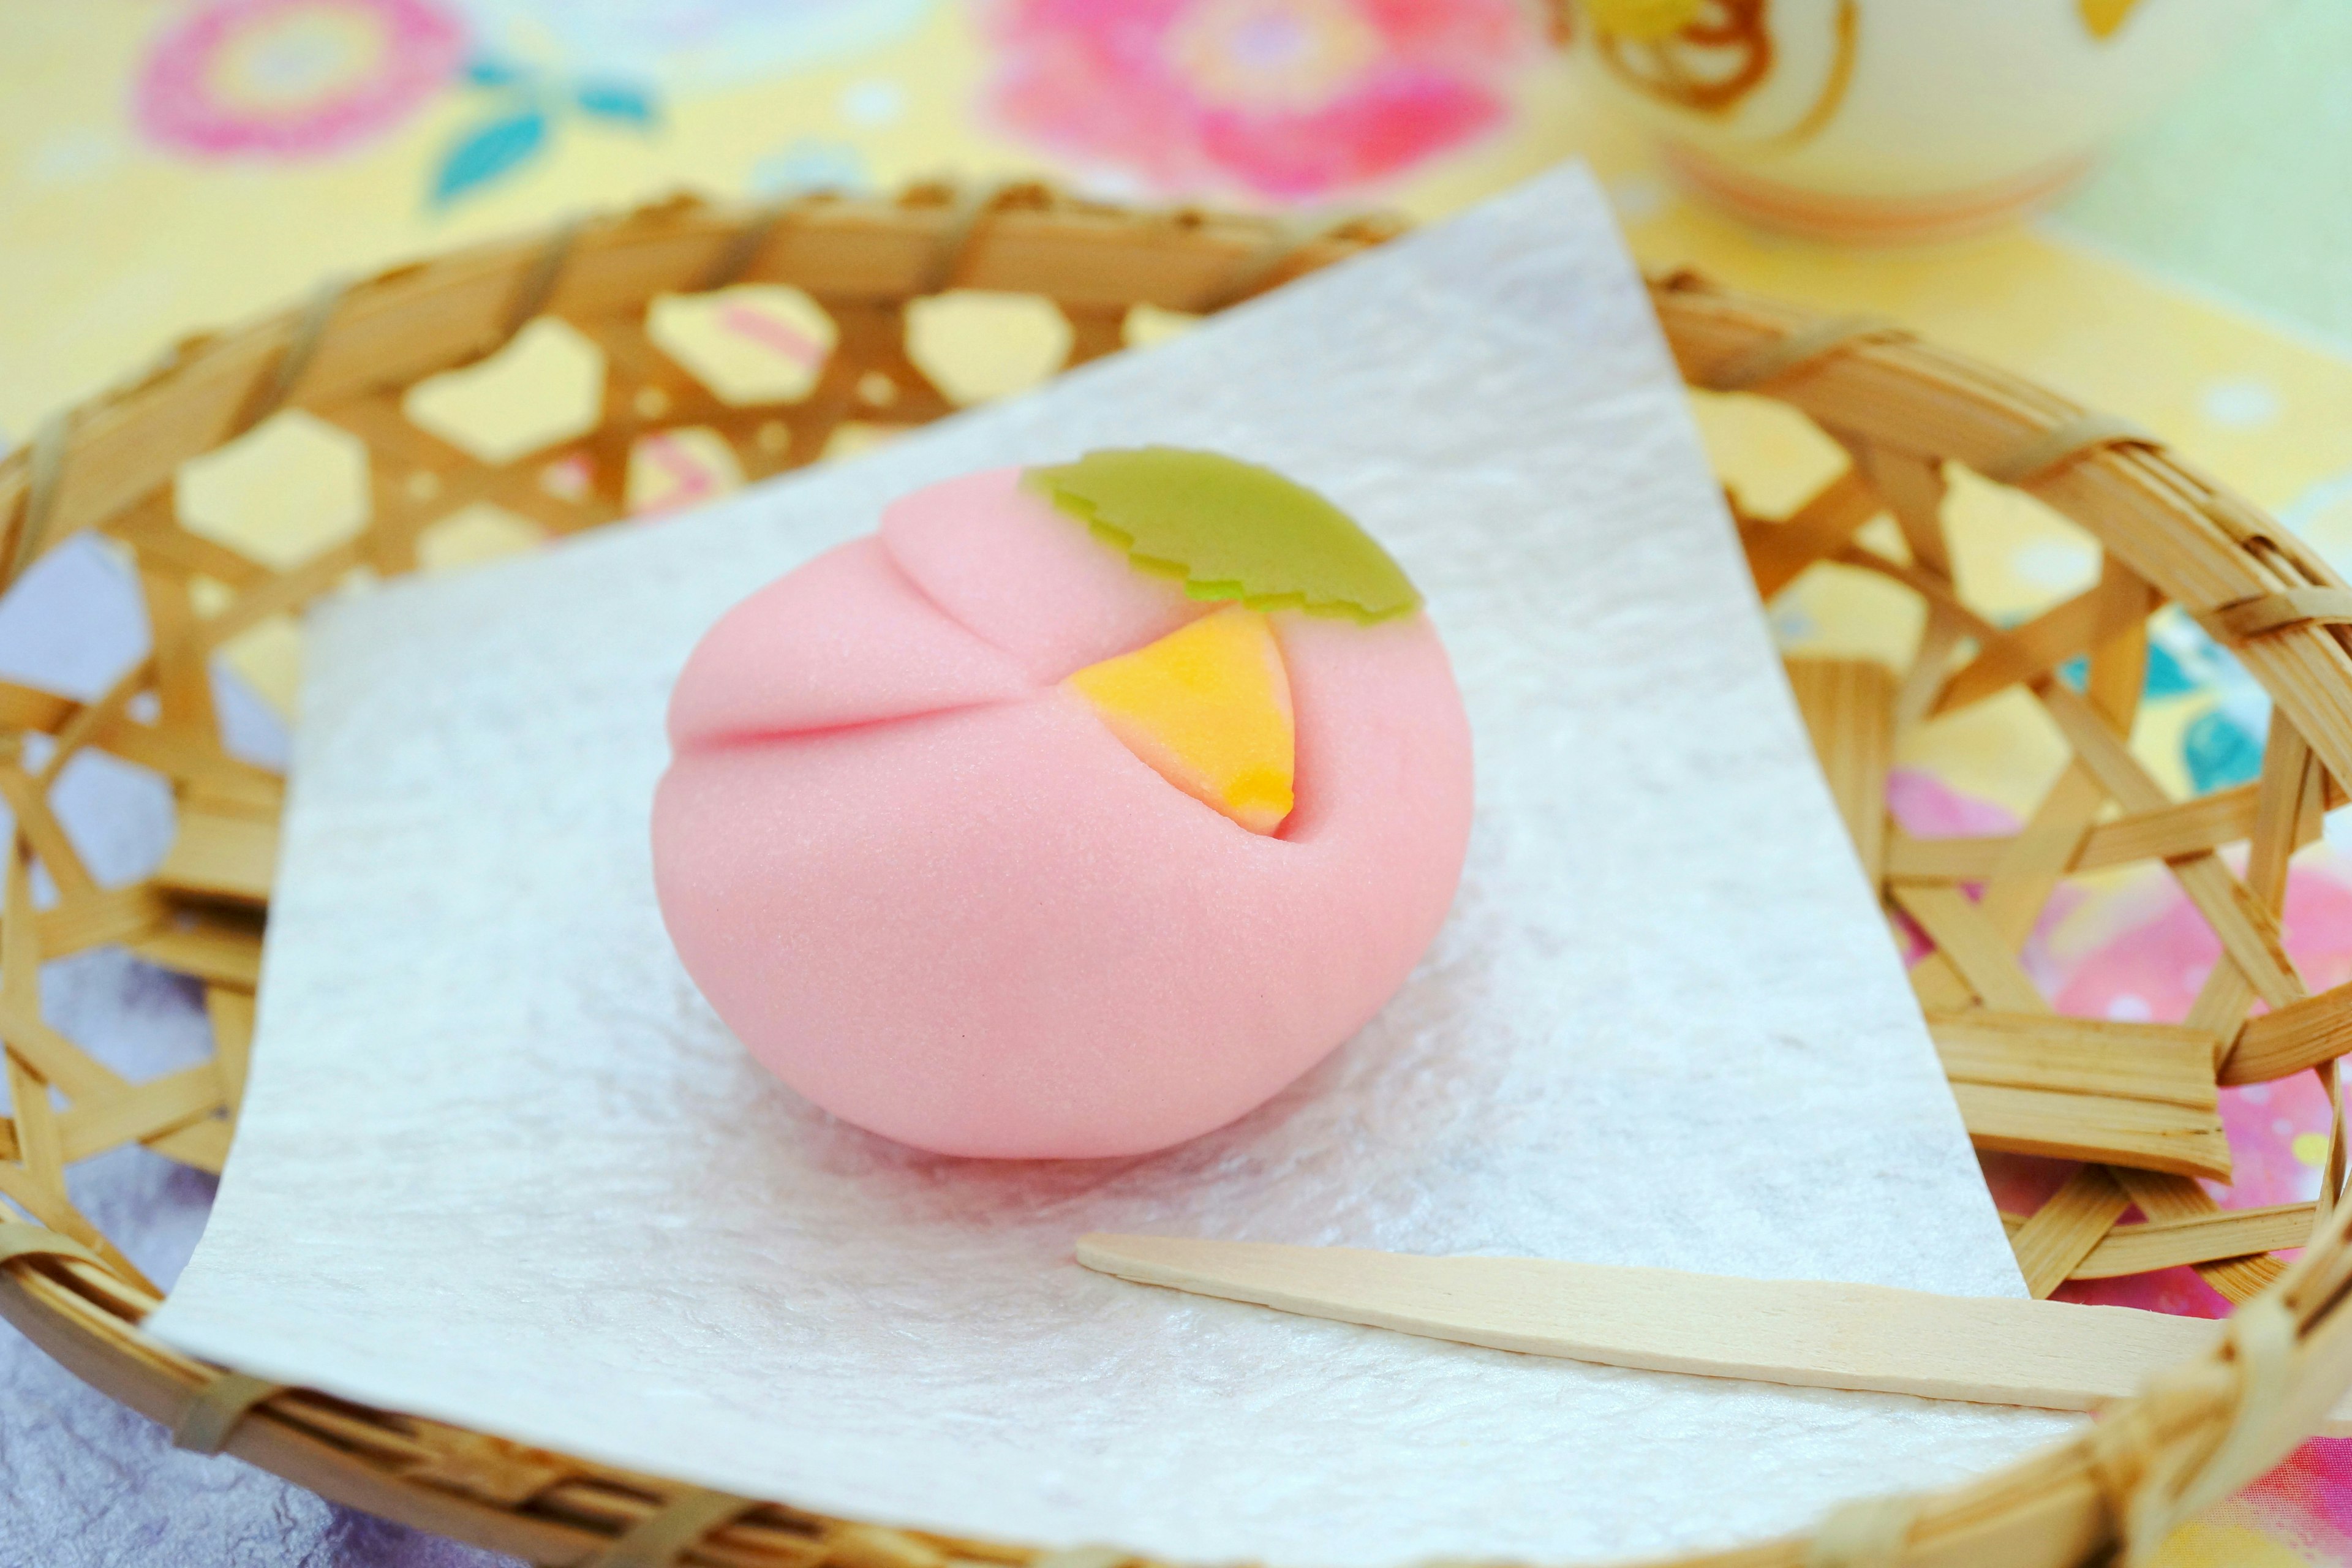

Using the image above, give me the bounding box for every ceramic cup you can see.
[1575,0,2273,243]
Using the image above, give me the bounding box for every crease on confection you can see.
[676,541,1056,755]
[873,517,1045,668]
[675,690,1035,757]
[880,493,1229,674]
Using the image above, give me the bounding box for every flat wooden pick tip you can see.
[1076,1232,1310,1291]
[1074,1234,2352,1437]
[1074,1231,1201,1274]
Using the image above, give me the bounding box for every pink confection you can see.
[654,466,1474,1159]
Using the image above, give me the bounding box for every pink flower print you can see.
[2233,1440,2352,1555]
[979,0,1544,203]
[137,0,466,160]
[1887,766,2022,841]
[2052,858,2352,1030]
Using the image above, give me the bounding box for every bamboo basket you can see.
[3,183,2352,1568]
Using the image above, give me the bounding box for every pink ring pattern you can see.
[136,0,465,160]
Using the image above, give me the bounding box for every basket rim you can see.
[2,184,2351,1568]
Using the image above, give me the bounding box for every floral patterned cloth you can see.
[976,0,1542,201]
[4,2,2352,1564]
[136,0,467,159]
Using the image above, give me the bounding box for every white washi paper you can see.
[153,166,2070,1567]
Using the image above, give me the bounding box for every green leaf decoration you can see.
[1026,448,1421,624]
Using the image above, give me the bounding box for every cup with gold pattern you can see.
[1575,0,2274,242]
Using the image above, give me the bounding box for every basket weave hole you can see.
[647,285,840,409]
[626,429,746,518]
[1688,388,1850,518]
[903,290,1073,407]
[176,411,369,574]
[415,505,550,573]
[1940,464,2106,606]
[405,318,608,468]
[1120,303,1200,352]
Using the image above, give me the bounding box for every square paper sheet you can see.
[153,167,2071,1566]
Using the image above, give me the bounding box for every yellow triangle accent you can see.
[1066,606,1295,835]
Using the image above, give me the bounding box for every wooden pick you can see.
[1076,1234,2352,1435]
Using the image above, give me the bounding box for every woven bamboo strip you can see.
[2070,1204,2316,1280]
[100,722,285,810]
[33,885,167,960]
[1746,470,1883,598]
[2242,717,2350,1226]
[1971,569,2142,951]
[1950,1084,2232,1182]
[0,680,75,732]
[1926,1014,2218,1109]
[1894,606,1967,729]
[2040,679,2301,1009]
[112,498,271,589]
[2171,720,2310,1105]
[1781,658,1893,886]
[2082,560,2157,723]
[2008,1166,2132,1300]
[206,988,254,1116]
[1884,784,2285,883]
[2229,994,2352,1085]
[39,658,155,786]
[2113,1167,2289,1305]
[1976,765,2107,949]
[1849,440,1951,579]
[154,805,281,907]
[1,1007,126,1104]
[198,539,371,654]
[54,1064,226,1163]
[1892,884,2048,1013]
[1933,584,2108,716]
[6,1052,64,1210]
[1842,433,1966,737]
[0,764,98,901]
[1906,958,1978,1014]
[142,566,218,741]
[2245,718,2323,916]
[1828,538,2003,644]
[127,913,265,989]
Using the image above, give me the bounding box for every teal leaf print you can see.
[2143,640,2197,697]
[2184,708,2263,794]
[463,56,528,88]
[575,80,658,126]
[433,108,548,204]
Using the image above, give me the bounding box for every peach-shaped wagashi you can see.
[652,450,1473,1158]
